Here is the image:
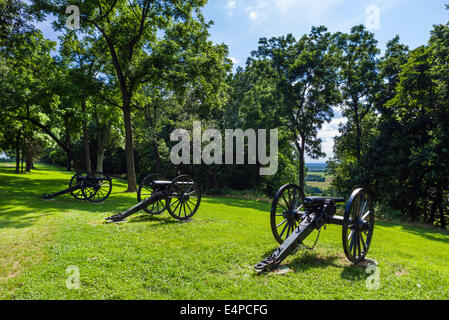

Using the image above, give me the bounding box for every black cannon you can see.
[106,174,201,222]
[41,172,112,203]
[254,184,375,272]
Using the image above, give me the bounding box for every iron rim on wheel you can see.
[166,175,201,220]
[137,173,167,214]
[342,188,375,263]
[84,172,112,203]
[69,172,90,200]
[270,184,304,244]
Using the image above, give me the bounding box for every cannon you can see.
[106,174,201,222]
[254,184,374,272]
[41,172,112,203]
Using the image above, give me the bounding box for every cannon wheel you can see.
[83,172,112,203]
[69,172,92,200]
[166,175,201,220]
[137,173,167,214]
[271,184,304,244]
[342,188,375,263]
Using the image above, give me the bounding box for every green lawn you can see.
[1,163,449,299]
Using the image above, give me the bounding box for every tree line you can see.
[1,1,448,228]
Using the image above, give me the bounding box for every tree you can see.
[58,31,111,172]
[0,30,74,169]
[250,26,341,195]
[0,0,34,44]
[34,0,230,192]
[334,25,380,162]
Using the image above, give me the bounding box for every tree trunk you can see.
[96,149,105,173]
[81,101,92,172]
[94,108,110,173]
[66,151,72,172]
[26,156,33,172]
[25,142,33,172]
[21,144,24,173]
[123,97,137,192]
[73,155,80,173]
[15,131,21,173]
[66,138,73,172]
[353,99,362,162]
[100,31,137,191]
[295,136,306,197]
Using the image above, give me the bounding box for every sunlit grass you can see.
[1,163,449,299]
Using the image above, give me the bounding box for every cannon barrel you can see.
[255,212,319,272]
[42,185,81,200]
[105,191,166,222]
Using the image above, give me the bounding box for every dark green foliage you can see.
[305,185,323,195]
[329,12,449,228]
[306,175,325,182]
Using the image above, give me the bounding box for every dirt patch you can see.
[395,268,408,276]
[0,262,20,280]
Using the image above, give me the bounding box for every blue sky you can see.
[201,0,448,162]
[203,0,448,68]
[34,0,449,163]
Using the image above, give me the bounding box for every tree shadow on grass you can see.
[0,180,134,230]
[0,208,54,230]
[126,213,181,226]
[203,196,270,212]
[0,174,68,197]
[377,221,449,246]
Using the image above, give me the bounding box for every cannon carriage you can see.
[255,184,375,272]
[41,172,112,203]
[106,173,201,222]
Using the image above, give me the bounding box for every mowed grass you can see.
[1,163,449,299]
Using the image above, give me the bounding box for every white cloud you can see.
[315,116,347,160]
[236,0,344,25]
[227,1,236,9]
[275,0,344,21]
[249,11,258,20]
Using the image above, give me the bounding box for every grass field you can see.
[1,163,449,299]
[306,170,332,191]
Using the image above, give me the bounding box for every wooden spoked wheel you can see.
[271,184,304,244]
[342,188,375,263]
[83,172,112,203]
[69,172,91,200]
[137,173,167,214]
[166,175,201,220]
